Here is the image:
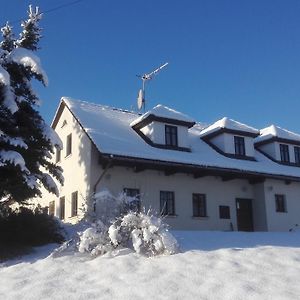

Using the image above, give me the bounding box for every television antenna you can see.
[137,62,169,111]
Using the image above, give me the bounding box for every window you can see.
[59,196,65,220]
[280,144,290,163]
[71,191,78,217]
[160,191,175,216]
[165,125,178,147]
[55,147,61,163]
[234,136,246,156]
[124,188,140,212]
[66,134,72,156]
[219,205,230,219]
[275,194,287,213]
[294,146,300,164]
[49,201,55,216]
[192,193,207,217]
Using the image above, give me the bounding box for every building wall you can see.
[259,143,277,160]
[94,165,258,231]
[36,106,93,224]
[263,179,300,231]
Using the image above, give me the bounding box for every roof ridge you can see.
[62,96,141,116]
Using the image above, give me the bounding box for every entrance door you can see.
[236,198,254,231]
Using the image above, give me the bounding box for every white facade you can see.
[37,98,300,232]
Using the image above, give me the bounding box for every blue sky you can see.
[1,0,300,132]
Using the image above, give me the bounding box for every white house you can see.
[39,97,300,232]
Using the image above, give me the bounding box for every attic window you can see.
[234,136,245,156]
[294,146,300,165]
[165,125,178,147]
[280,144,290,163]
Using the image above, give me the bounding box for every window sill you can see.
[192,216,209,219]
[163,214,178,218]
[65,154,72,159]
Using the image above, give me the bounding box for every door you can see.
[236,198,254,231]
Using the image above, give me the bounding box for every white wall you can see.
[35,106,93,224]
[93,165,258,231]
[263,179,300,231]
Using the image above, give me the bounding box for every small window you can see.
[275,194,287,213]
[165,125,178,147]
[71,191,78,217]
[234,136,246,156]
[55,147,61,163]
[219,205,230,219]
[59,196,65,220]
[49,201,55,216]
[280,144,290,163]
[294,146,300,165]
[160,191,175,216]
[124,188,140,212]
[192,193,207,217]
[66,134,72,156]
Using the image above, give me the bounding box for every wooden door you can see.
[236,198,254,232]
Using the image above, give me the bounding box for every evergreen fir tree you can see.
[0,6,63,206]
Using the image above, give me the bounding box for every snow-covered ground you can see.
[1,231,300,300]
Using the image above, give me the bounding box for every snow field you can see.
[1,231,300,300]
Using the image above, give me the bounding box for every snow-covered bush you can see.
[54,190,179,258]
[109,212,178,256]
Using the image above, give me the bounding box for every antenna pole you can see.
[137,62,168,112]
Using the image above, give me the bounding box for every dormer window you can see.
[280,144,290,163]
[165,125,178,147]
[234,136,245,156]
[294,146,300,165]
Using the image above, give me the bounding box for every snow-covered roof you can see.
[255,125,300,144]
[200,117,259,138]
[56,97,300,180]
[130,104,195,127]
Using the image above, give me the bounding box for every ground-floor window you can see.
[219,205,230,219]
[275,194,287,213]
[160,191,175,216]
[71,191,78,217]
[59,196,65,220]
[192,193,207,217]
[49,201,55,216]
[124,188,140,212]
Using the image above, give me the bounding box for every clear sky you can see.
[1,0,300,132]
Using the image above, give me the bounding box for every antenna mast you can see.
[137,62,168,112]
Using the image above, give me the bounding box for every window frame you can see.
[55,146,61,163]
[192,193,207,217]
[275,194,287,213]
[165,125,178,147]
[219,205,230,219]
[160,191,175,216]
[294,146,300,165]
[71,191,78,217]
[59,196,65,220]
[280,144,290,163]
[66,134,72,157]
[49,200,55,216]
[234,136,246,156]
[124,188,141,212]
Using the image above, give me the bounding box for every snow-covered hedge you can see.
[54,190,179,258]
[78,211,178,257]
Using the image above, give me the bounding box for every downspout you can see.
[92,158,113,212]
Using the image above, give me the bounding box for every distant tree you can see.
[0,6,63,207]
